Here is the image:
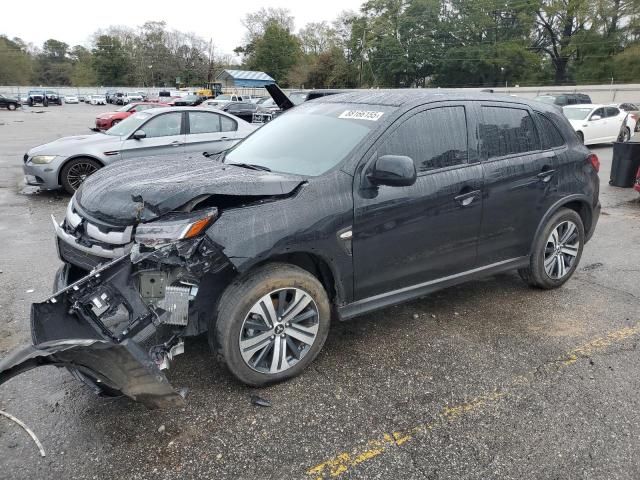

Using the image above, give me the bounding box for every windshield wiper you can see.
[228,163,271,172]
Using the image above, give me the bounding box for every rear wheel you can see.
[60,157,102,194]
[211,263,331,386]
[620,126,631,142]
[576,131,584,144]
[519,208,584,289]
[7,103,16,111]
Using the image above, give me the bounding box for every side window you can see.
[141,112,182,138]
[479,106,539,159]
[591,108,605,119]
[534,113,565,149]
[379,106,468,173]
[605,107,620,118]
[555,95,567,106]
[221,115,238,132]
[189,111,221,134]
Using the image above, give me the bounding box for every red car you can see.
[94,102,168,130]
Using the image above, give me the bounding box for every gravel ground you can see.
[0,104,639,480]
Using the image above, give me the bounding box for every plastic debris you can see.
[250,395,272,407]
[0,410,46,457]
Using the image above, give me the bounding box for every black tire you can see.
[27,98,33,107]
[60,157,102,194]
[576,131,584,144]
[620,127,631,142]
[111,119,121,128]
[518,208,584,289]
[211,263,331,386]
[7,103,16,111]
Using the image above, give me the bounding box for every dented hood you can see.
[75,154,305,225]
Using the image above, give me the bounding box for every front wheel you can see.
[519,208,584,289]
[211,263,331,386]
[619,126,631,143]
[60,157,102,194]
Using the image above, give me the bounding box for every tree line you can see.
[1,0,639,89]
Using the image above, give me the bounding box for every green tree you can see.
[0,36,33,85]
[246,21,301,85]
[91,35,131,85]
[33,39,73,85]
[70,45,96,86]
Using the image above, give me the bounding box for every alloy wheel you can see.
[239,288,320,374]
[66,161,99,190]
[544,220,580,279]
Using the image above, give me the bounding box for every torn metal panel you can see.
[0,340,184,409]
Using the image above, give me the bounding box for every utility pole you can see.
[359,26,367,88]
[207,38,214,86]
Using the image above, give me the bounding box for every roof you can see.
[217,70,275,82]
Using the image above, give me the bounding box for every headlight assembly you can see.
[134,208,218,247]
[30,155,58,164]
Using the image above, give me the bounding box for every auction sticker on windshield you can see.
[338,110,384,121]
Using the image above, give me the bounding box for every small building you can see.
[215,70,276,88]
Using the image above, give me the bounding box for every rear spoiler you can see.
[265,84,295,111]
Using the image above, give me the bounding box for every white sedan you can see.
[563,104,633,145]
[89,95,107,105]
[64,95,79,104]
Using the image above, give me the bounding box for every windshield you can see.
[215,95,231,101]
[563,107,593,120]
[116,104,132,112]
[105,111,153,136]
[225,103,392,176]
[288,92,308,105]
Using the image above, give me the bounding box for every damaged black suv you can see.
[1,91,600,408]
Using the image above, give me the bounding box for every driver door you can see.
[119,111,186,160]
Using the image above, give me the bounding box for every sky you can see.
[1,0,364,58]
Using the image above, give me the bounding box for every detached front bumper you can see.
[0,255,186,409]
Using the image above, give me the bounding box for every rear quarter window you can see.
[534,112,565,149]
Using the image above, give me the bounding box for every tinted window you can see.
[535,113,565,149]
[480,106,539,158]
[591,108,605,119]
[555,95,568,106]
[189,111,221,134]
[142,112,182,138]
[380,106,468,172]
[605,107,620,118]
[220,115,237,132]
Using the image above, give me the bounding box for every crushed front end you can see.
[0,201,231,409]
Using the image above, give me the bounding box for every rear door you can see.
[585,107,609,143]
[119,111,186,159]
[183,111,241,155]
[476,103,558,264]
[352,102,484,299]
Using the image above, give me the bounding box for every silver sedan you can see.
[23,106,256,193]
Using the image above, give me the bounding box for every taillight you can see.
[588,153,600,172]
[635,167,640,193]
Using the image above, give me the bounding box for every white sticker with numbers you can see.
[338,110,384,121]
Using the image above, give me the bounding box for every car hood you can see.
[74,154,305,225]
[28,133,122,155]
[97,111,124,119]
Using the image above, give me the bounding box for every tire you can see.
[620,127,631,143]
[7,103,16,111]
[60,157,102,194]
[111,119,121,128]
[211,263,331,386]
[576,131,584,144]
[518,208,584,289]
[27,98,33,107]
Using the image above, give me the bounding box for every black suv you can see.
[534,93,592,107]
[0,92,600,408]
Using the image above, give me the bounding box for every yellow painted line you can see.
[305,324,640,479]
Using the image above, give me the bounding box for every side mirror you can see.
[590,115,601,121]
[132,130,146,140]
[368,155,417,187]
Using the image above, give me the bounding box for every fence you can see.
[3,84,640,103]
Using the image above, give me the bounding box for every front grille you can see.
[58,238,105,270]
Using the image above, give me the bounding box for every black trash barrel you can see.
[609,141,640,187]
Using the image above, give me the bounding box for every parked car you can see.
[563,104,633,144]
[0,94,20,110]
[26,90,50,106]
[18,93,29,104]
[4,91,600,406]
[534,93,592,107]
[105,90,117,103]
[64,95,79,104]
[113,92,126,105]
[170,94,205,107]
[203,94,244,108]
[23,107,255,194]
[252,85,345,124]
[221,101,260,122]
[89,95,107,105]
[616,102,640,131]
[94,102,169,130]
[122,92,144,104]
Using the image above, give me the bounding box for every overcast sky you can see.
[1,0,364,58]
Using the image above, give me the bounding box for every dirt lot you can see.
[1,104,640,480]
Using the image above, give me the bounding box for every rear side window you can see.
[479,106,539,158]
[534,113,565,149]
[189,111,221,134]
[380,106,468,173]
[221,115,237,132]
[605,107,620,117]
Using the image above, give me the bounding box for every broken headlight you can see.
[134,208,218,247]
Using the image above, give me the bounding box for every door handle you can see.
[537,169,556,182]
[454,190,480,207]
